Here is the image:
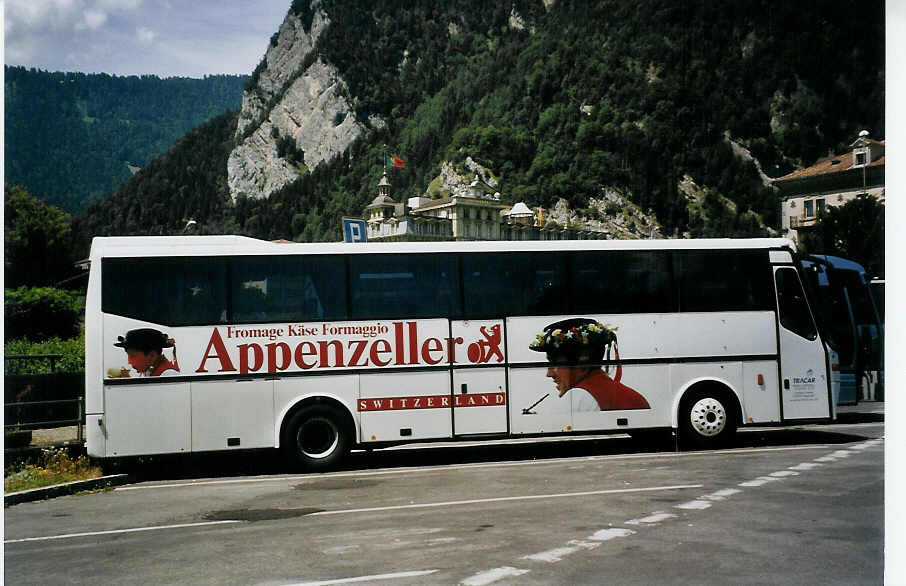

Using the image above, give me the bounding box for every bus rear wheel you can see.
[282,405,350,471]
[679,389,737,450]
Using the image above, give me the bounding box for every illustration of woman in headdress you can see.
[529,318,649,411]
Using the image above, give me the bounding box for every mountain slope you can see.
[73,0,885,247]
[4,67,248,213]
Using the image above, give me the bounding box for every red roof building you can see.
[772,131,885,242]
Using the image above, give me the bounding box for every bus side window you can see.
[102,257,228,326]
[231,255,346,323]
[349,254,459,319]
[775,268,818,340]
[571,250,672,314]
[677,250,773,312]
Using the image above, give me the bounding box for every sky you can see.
[4,0,292,78]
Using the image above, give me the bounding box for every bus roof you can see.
[89,235,797,259]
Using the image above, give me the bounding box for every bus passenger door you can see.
[774,266,831,419]
[451,320,508,435]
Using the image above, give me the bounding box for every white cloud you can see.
[77,9,109,31]
[5,0,290,77]
[136,26,157,43]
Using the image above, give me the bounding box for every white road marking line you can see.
[521,540,600,562]
[625,511,677,525]
[308,484,703,517]
[461,567,530,586]
[831,450,855,458]
[739,476,780,487]
[814,455,838,462]
[675,500,712,510]
[115,445,835,492]
[589,527,636,541]
[790,462,822,471]
[286,569,439,585]
[770,470,800,477]
[704,488,741,500]
[4,520,241,544]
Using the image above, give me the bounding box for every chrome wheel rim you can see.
[689,397,727,437]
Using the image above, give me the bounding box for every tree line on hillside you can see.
[4,66,248,213]
[71,0,883,250]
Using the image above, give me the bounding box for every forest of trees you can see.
[4,66,247,213]
[54,0,884,259]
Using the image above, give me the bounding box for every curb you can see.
[4,474,132,507]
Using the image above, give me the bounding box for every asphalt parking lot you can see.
[5,410,885,585]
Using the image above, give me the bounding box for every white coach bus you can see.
[84,236,838,469]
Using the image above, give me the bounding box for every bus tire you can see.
[282,405,350,471]
[678,388,738,450]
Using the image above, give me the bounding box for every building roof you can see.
[367,194,395,207]
[773,140,885,184]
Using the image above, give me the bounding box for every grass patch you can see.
[5,447,102,493]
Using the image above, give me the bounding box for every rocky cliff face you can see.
[227,9,375,201]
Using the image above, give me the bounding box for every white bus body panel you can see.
[452,367,507,435]
[191,379,274,452]
[105,382,191,456]
[359,370,451,442]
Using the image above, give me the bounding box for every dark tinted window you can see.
[102,257,228,326]
[462,252,568,317]
[676,250,773,312]
[775,267,818,340]
[232,255,346,323]
[571,250,673,313]
[349,254,459,319]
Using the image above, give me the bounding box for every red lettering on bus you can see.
[369,338,392,367]
[394,322,405,365]
[407,322,419,365]
[238,343,264,374]
[294,341,318,370]
[421,337,444,365]
[348,339,369,366]
[445,336,464,363]
[318,340,344,367]
[266,342,292,373]
[196,328,236,373]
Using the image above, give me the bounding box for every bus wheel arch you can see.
[279,397,356,471]
[676,380,741,450]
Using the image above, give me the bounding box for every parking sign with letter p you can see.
[342,218,367,243]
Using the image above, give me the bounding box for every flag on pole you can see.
[385,153,405,168]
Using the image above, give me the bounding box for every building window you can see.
[855,151,867,166]
[816,198,825,215]
[804,200,814,217]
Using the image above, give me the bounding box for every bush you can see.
[5,287,82,341]
[5,336,85,374]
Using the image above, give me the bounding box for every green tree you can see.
[799,195,885,278]
[4,286,82,341]
[4,184,76,288]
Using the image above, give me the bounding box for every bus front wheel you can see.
[678,389,737,450]
[282,405,351,471]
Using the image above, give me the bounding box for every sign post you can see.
[342,217,367,243]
